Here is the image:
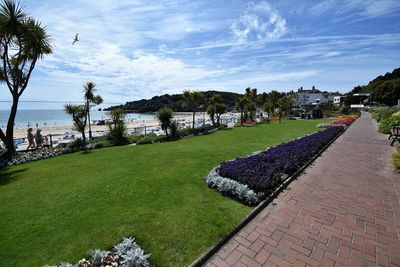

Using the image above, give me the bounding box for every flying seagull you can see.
[72,33,79,45]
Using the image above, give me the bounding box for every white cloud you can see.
[230,1,287,43]
[35,42,226,102]
[309,0,400,18]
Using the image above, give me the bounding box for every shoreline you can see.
[12,112,241,145]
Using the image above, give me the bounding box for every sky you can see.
[2,0,400,107]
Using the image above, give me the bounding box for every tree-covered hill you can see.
[347,67,400,106]
[105,90,242,112]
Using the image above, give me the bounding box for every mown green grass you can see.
[0,120,327,266]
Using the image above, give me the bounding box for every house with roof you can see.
[296,86,342,109]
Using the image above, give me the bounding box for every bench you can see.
[389,126,400,146]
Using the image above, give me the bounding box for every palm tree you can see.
[246,101,256,121]
[64,104,87,144]
[215,102,226,126]
[83,82,103,140]
[156,107,173,137]
[207,94,226,126]
[0,0,52,156]
[206,104,216,126]
[107,108,126,145]
[182,90,205,129]
[236,97,249,125]
[207,94,222,126]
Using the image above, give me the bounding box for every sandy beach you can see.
[13,112,241,146]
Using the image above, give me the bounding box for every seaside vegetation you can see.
[393,148,400,172]
[156,107,173,137]
[83,82,103,140]
[106,108,128,146]
[182,90,206,129]
[345,67,400,107]
[105,90,242,113]
[0,119,329,266]
[0,0,52,156]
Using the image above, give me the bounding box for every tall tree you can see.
[278,95,295,119]
[83,81,103,140]
[64,104,87,144]
[215,102,226,126]
[182,90,205,129]
[107,108,127,145]
[235,97,249,125]
[206,104,216,126]
[207,94,224,126]
[156,106,173,137]
[263,90,281,116]
[0,0,52,156]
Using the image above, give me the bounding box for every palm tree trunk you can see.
[81,130,86,144]
[192,110,196,129]
[87,102,92,140]
[4,96,19,157]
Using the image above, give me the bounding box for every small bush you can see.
[68,138,86,148]
[127,135,141,144]
[137,133,158,145]
[392,149,400,172]
[169,120,180,140]
[93,143,105,149]
[378,116,400,134]
[55,143,67,149]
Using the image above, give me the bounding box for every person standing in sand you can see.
[34,129,44,148]
[27,128,35,149]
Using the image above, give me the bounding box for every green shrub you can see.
[93,143,105,149]
[68,138,86,148]
[127,135,141,144]
[169,121,180,140]
[137,133,158,145]
[370,107,400,122]
[56,143,67,149]
[378,114,400,134]
[392,149,400,172]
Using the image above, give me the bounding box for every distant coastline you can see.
[0,109,156,129]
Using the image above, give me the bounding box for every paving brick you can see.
[204,113,400,267]
[249,239,264,253]
[377,253,389,267]
[225,250,242,265]
[254,248,270,265]
[239,254,262,267]
[302,236,316,251]
[284,248,298,264]
[311,246,325,261]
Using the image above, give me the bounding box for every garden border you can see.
[190,124,350,267]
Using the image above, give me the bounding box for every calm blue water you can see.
[0,109,156,128]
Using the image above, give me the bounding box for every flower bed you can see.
[44,237,150,267]
[0,144,95,169]
[336,114,359,119]
[328,118,354,125]
[206,126,344,205]
[317,117,355,128]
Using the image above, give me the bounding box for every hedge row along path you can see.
[204,112,400,267]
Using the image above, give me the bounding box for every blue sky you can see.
[4,0,400,106]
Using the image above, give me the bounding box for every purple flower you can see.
[218,126,343,192]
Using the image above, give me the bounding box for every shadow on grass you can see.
[0,168,28,186]
[79,150,92,155]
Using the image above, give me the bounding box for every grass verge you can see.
[0,119,327,266]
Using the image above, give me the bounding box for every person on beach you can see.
[34,129,44,148]
[27,128,35,149]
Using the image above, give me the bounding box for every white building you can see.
[296,86,342,108]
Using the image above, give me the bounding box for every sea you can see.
[0,101,156,129]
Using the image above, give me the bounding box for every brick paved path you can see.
[206,112,400,267]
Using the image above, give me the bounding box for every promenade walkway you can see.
[206,113,400,267]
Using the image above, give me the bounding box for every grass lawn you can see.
[0,119,328,266]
